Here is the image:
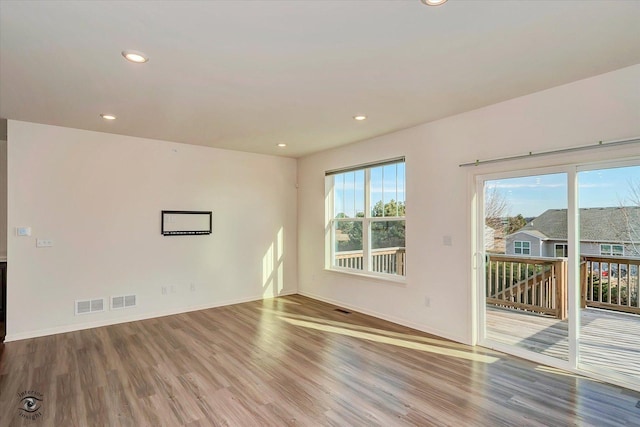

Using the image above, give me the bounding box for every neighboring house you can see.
[505,207,640,258]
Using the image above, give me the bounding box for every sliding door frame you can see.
[475,165,576,373]
[474,158,640,392]
[573,159,640,389]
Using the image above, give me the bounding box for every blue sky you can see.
[335,164,638,218]
[486,165,640,217]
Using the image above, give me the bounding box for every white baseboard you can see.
[298,290,470,345]
[5,290,297,342]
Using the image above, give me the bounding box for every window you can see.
[514,241,531,255]
[554,243,568,257]
[600,244,624,256]
[327,158,406,277]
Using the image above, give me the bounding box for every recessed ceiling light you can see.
[121,50,149,63]
[421,0,447,5]
[100,114,116,120]
[353,115,367,121]
[277,143,287,148]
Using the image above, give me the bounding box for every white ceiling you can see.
[1,1,639,157]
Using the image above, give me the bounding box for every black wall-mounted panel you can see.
[161,211,212,236]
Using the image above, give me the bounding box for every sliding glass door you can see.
[577,164,640,385]
[481,171,570,363]
[478,161,640,390]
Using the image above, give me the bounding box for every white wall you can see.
[7,121,297,340]
[0,139,6,257]
[297,65,640,344]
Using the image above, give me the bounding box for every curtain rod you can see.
[459,137,640,167]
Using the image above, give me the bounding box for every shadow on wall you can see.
[263,227,285,298]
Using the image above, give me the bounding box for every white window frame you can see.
[326,158,406,280]
[600,243,624,256]
[514,240,531,255]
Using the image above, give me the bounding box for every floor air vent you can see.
[334,308,351,314]
[75,298,105,315]
[111,295,137,310]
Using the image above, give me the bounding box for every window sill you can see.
[323,268,407,286]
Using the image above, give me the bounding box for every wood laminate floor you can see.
[1,295,639,426]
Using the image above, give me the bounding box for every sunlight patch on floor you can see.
[261,307,501,355]
[262,298,300,306]
[535,365,603,383]
[279,316,500,364]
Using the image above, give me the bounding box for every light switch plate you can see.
[17,227,32,236]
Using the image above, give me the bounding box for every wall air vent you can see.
[75,298,105,315]
[111,296,125,310]
[124,295,136,308]
[111,295,137,310]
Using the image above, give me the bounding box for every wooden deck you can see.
[487,305,640,379]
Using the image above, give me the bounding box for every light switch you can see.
[17,227,32,236]
[443,235,452,246]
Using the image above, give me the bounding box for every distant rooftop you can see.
[512,207,640,242]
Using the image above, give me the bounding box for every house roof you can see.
[511,207,640,242]
[510,229,549,241]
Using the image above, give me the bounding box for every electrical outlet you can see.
[190,283,196,292]
[36,239,54,248]
[425,297,431,307]
[161,286,167,295]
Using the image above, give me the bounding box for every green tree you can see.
[336,200,406,251]
[371,220,405,249]
[335,212,364,251]
[372,199,406,217]
[507,214,526,234]
[371,199,405,249]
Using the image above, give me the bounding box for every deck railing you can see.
[335,247,406,276]
[486,254,567,319]
[582,255,640,315]
[487,253,640,319]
